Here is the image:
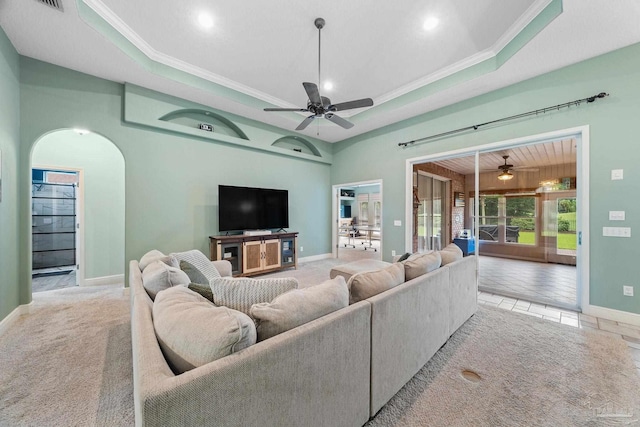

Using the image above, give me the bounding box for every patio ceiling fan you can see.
[263,18,374,130]
[481,155,538,180]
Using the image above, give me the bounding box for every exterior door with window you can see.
[416,172,449,252]
[542,191,577,265]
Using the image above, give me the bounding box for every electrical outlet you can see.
[300,246,303,252]
[391,250,396,256]
[623,286,634,296]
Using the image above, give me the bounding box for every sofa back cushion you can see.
[440,243,464,265]
[403,251,442,281]
[250,276,349,341]
[139,249,172,271]
[210,276,299,317]
[349,262,405,305]
[142,260,190,300]
[153,285,256,374]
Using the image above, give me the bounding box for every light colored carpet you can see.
[366,305,640,426]
[2,272,639,426]
[0,285,134,426]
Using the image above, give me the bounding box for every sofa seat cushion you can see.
[250,276,349,341]
[153,285,256,374]
[348,262,405,304]
[440,243,464,265]
[142,260,190,300]
[210,277,299,317]
[169,249,221,284]
[139,249,172,271]
[403,251,442,281]
[330,259,392,282]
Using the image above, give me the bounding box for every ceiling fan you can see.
[263,18,374,131]
[497,155,515,181]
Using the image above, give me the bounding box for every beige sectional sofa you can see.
[130,253,477,427]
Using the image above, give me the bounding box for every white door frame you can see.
[404,125,590,312]
[332,179,383,258]
[32,165,85,287]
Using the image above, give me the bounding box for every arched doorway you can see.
[30,129,125,292]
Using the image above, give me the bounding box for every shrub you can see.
[558,219,571,232]
[510,218,535,231]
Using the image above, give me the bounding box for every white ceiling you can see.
[2,0,640,143]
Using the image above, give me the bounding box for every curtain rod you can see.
[398,92,609,148]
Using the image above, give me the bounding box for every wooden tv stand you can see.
[209,232,298,277]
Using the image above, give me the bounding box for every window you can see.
[473,194,536,244]
[505,196,536,245]
[478,195,499,241]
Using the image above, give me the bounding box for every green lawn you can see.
[518,231,576,250]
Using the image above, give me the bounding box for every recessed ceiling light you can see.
[323,81,334,91]
[73,129,90,135]
[423,16,439,31]
[198,12,214,29]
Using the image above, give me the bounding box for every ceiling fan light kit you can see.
[264,18,374,131]
[497,170,514,181]
[497,155,515,181]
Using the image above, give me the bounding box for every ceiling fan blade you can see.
[329,98,374,111]
[303,82,323,106]
[264,107,309,112]
[325,113,354,129]
[295,115,317,131]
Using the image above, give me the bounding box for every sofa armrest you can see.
[212,260,232,277]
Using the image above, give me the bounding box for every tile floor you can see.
[478,290,640,376]
[32,269,77,293]
[478,255,577,310]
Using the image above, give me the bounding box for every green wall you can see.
[32,130,125,280]
[0,28,20,321]
[18,58,332,305]
[333,42,640,315]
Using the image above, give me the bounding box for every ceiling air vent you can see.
[35,0,64,12]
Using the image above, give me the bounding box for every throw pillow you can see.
[396,252,412,262]
[440,243,464,265]
[142,260,190,300]
[348,262,405,305]
[139,249,172,271]
[169,250,221,284]
[250,276,348,342]
[210,276,299,317]
[153,286,256,374]
[180,260,209,285]
[188,283,215,303]
[403,251,442,281]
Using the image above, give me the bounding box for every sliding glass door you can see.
[416,172,449,252]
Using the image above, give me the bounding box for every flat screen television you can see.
[218,185,289,232]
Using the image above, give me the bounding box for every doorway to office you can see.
[405,127,588,311]
[332,180,383,261]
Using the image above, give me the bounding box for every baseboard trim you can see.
[83,274,125,287]
[583,304,640,327]
[298,253,332,263]
[0,303,33,337]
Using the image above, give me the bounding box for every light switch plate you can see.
[603,226,631,237]
[611,169,624,180]
[609,211,626,221]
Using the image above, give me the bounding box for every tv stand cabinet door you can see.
[243,241,263,274]
[263,239,281,270]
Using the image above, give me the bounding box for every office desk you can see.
[356,225,380,251]
[339,226,357,248]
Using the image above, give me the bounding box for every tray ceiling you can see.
[1,0,640,142]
